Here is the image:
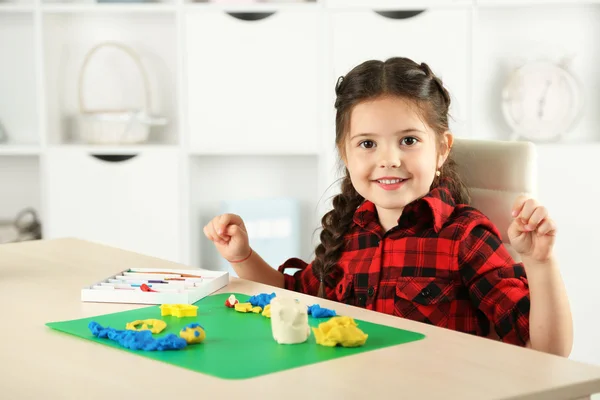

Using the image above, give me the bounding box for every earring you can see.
[435,170,441,177]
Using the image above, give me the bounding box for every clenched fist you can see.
[203,213,252,263]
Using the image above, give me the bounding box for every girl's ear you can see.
[437,131,454,169]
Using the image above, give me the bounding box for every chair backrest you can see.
[451,138,537,261]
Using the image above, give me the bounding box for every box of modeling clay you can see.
[81,267,229,305]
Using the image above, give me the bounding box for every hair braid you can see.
[312,173,363,297]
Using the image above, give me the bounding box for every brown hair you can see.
[313,57,470,297]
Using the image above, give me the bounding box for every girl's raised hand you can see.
[507,195,557,262]
[203,213,251,263]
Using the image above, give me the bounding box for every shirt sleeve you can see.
[277,258,340,299]
[458,222,531,346]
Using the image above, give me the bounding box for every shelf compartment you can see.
[473,4,600,143]
[0,156,41,244]
[42,13,179,145]
[185,9,322,154]
[189,154,321,273]
[0,13,39,146]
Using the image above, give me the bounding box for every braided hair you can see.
[313,57,470,297]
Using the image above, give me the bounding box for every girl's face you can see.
[342,95,452,224]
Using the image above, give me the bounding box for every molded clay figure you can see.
[270,297,310,344]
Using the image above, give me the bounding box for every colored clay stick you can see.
[128,270,204,278]
[100,282,187,292]
[122,273,182,280]
[105,280,198,289]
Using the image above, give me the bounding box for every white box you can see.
[81,267,229,305]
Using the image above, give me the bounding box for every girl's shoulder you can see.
[445,203,503,239]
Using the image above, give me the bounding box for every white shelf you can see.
[184,1,321,12]
[47,144,179,154]
[189,148,321,156]
[0,145,41,156]
[325,0,474,9]
[477,0,600,6]
[0,4,33,13]
[41,3,176,14]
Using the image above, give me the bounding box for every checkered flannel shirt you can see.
[278,183,531,345]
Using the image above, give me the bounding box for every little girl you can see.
[204,57,573,356]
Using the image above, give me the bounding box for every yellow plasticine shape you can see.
[312,316,368,348]
[159,304,198,318]
[251,306,262,314]
[125,319,167,334]
[234,302,253,313]
[179,324,206,344]
[262,304,271,318]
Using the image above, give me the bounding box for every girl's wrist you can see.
[227,247,253,264]
[520,254,558,272]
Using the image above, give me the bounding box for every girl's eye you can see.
[359,140,375,149]
[401,137,418,146]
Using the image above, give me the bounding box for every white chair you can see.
[451,138,537,262]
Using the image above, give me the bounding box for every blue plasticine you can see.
[247,292,276,308]
[183,322,204,330]
[307,304,336,318]
[88,321,187,351]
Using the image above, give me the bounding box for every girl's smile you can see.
[372,176,409,191]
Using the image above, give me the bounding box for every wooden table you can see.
[1,238,599,400]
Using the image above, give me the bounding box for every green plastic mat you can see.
[46,293,425,379]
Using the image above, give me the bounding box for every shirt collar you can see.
[353,178,457,233]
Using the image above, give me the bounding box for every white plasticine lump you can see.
[270,297,310,344]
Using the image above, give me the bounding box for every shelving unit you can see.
[1,0,599,371]
[0,0,597,261]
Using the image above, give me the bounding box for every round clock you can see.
[501,60,583,142]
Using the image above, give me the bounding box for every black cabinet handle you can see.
[90,154,138,163]
[226,12,276,22]
[374,10,426,19]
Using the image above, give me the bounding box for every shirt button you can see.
[367,286,375,297]
[420,288,431,297]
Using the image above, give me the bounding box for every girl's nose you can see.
[380,159,400,168]
[379,149,401,168]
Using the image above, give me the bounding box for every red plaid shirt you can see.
[278,183,531,345]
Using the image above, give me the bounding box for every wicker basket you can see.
[76,41,167,145]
